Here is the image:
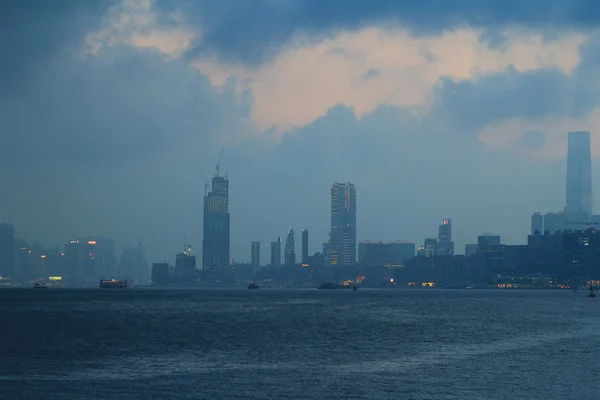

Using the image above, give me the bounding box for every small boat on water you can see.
[34,282,47,289]
[99,279,128,289]
[589,285,596,298]
[317,282,352,289]
[248,282,260,289]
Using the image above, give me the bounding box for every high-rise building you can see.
[251,241,260,266]
[436,218,454,255]
[477,234,501,250]
[0,222,15,277]
[531,212,543,235]
[60,237,116,280]
[271,237,281,266]
[464,244,478,257]
[390,241,415,263]
[284,226,296,266]
[323,241,331,265]
[202,175,230,271]
[544,212,565,233]
[175,245,197,285]
[565,131,592,220]
[301,229,309,263]
[421,238,437,257]
[329,182,357,265]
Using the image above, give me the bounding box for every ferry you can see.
[248,282,260,289]
[99,279,128,289]
[34,282,48,289]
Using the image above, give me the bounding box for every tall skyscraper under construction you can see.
[329,182,357,265]
[202,174,230,272]
[565,131,592,221]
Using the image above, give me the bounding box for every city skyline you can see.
[5,1,600,265]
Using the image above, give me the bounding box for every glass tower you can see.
[565,131,592,220]
[329,182,356,265]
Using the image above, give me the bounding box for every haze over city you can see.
[4,0,600,264]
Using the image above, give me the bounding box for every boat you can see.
[34,282,48,289]
[248,282,260,289]
[99,279,128,289]
[317,282,352,289]
[589,285,595,298]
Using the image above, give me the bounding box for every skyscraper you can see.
[531,212,543,235]
[284,226,296,266]
[0,222,15,276]
[436,218,454,255]
[301,229,309,263]
[203,175,230,271]
[271,237,281,266]
[329,182,357,265]
[251,241,260,266]
[565,131,592,220]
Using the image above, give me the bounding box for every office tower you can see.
[390,241,415,263]
[565,131,592,220]
[423,238,437,257]
[203,175,230,271]
[271,237,281,266]
[79,237,117,278]
[284,226,296,266]
[0,222,15,276]
[323,241,331,265]
[251,241,260,266]
[477,234,501,250]
[118,242,148,283]
[544,212,565,233]
[436,218,454,255]
[175,244,197,285]
[151,262,172,286]
[329,182,357,265]
[464,244,478,257]
[301,229,309,263]
[531,212,543,235]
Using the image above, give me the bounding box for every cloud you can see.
[159,0,600,65]
[193,27,585,133]
[4,0,600,265]
[86,0,198,58]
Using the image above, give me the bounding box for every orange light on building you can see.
[88,240,97,245]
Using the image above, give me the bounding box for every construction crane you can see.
[215,148,224,177]
[198,164,209,196]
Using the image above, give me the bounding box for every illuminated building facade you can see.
[436,218,454,255]
[175,244,197,285]
[202,176,230,271]
[329,182,356,265]
[284,226,296,266]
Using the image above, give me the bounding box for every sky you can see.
[3,0,600,264]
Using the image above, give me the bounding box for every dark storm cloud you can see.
[0,46,244,170]
[152,0,600,65]
[0,0,116,91]
[429,33,600,132]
